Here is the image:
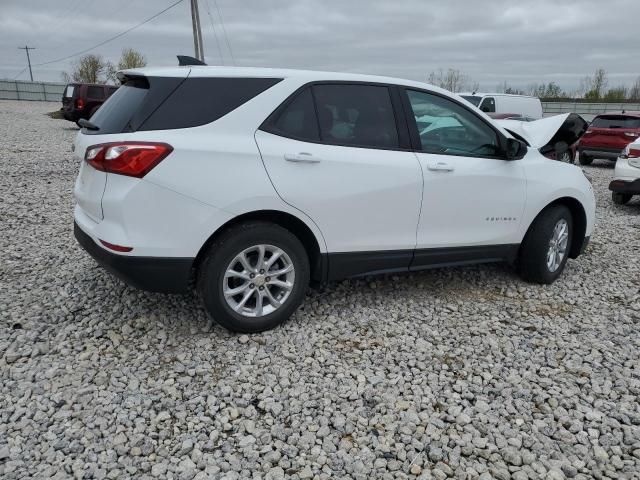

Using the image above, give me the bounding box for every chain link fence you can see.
[0,80,66,102]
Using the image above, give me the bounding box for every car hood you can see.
[497,113,588,150]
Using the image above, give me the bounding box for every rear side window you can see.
[87,86,104,99]
[269,88,320,141]
[313,84,399,148]
[84,76,281,135]
[591,115,640,129]
[64,85,75,98]
[140,77,281,131]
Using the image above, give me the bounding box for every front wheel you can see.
[612,192,632,205]
[518,205,573,284]
[197,222,310,333]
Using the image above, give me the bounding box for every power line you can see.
[203,0,225,64]
[211,0,235,65]
[33,0,186,67]
[13,67,27,80]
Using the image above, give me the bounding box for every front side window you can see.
[312,84,400,149]
[479,97,496,113]
[406,89,500,157]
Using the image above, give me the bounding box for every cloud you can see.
[1,0,638,91]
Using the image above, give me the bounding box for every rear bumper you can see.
[609,178,640,195]
[578,147,621,160]
[74,221,193,293]
[62,109,81,122]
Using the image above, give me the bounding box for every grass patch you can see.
[46,110,65,119]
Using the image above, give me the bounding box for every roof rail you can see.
[177,55,207,66]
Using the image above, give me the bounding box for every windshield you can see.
[461,95,481,106]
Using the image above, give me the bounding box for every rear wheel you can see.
[612,192,632,205]
[559,150,573,163]
[518,205,573,284]
[197,222,310,333]
[579,153,593,165]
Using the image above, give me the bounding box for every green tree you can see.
[66,54,111,84]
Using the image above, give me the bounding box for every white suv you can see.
[73,66,595,332]
[610,141,640,204]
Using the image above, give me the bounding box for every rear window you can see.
[84,76,282,135]
[87,86,105,99]
[591,115,640,129]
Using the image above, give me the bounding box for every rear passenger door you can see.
[255,83,423,275]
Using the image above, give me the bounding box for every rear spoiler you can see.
[177,55,207,66]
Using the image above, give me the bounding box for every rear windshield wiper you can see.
[78,118,100,131]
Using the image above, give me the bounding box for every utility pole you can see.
[190,0,205,62]
[18,45,35,81]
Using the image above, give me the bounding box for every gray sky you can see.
[1,0,639,92]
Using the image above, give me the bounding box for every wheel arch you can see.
[524,197,587,259]
[193,210,327,284]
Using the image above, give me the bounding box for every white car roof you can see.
[121,65,453,93]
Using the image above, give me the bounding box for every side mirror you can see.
[505,138,527,160]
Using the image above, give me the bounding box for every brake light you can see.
[76,98,85,110]
[84,142,173,178]
[620,145,640,159]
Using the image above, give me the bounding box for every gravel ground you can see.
[1,99,639,480]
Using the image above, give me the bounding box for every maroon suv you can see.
[61,83,118,125]
[577,112,640,165]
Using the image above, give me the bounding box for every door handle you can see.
[427,160,454,172]
[284,152,321,163]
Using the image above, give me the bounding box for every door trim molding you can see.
[325,244,519,281]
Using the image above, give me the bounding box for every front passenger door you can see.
[404,89,526,254]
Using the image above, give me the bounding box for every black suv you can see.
[61,83,118,125]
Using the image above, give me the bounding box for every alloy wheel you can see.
[546,219,569,272]
[223,244,295,317]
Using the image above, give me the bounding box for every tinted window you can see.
[591,115,640,129]
[406,89,500,157]
[87,86,104,99]
[140,77,281,131]
[86,76,153,135]
[269,88,320,141]
[84,76,281,135]
[479,97,496,113]
[461,95,481,106]
[312,84,399,148]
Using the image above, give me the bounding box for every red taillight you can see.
[76,98,85,110]
[99,239,133,252]
[84,142,173,178]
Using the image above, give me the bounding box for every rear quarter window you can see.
[139,77,282,131]
[84,76,282,135]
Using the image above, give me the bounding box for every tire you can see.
[559,150,574,163]
[578,153,593,165]
[197,221,310,333]
[518,205,573,284]
[612,192,632,205]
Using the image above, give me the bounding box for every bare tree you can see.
[66,54,111,84]
[107,48,147,83]
[583,68,608,99]
[427,68,472,93]
[628,77,640,100]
